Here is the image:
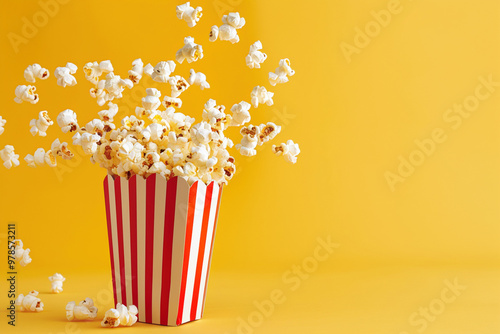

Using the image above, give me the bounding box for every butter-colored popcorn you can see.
[142,88,162,111]
[30,111,53,137]
[66,298,98,321]
[73,132,101,155]
[55,62,78,87]
[51,138,74,160]
[251,86,274,108]
[14,85,39,104]
[24,64,50,83]
[141,123,166,142]
[98,102,119,122]
[272,139,300,164]
[269,58,295,86]
[163,96,182,109]
[101,309,120,328]
[168,75,190,98]
[202,99,231,131]
[257,122,281,145]
[245,41,267,69]
[0,116,6,135]
[83,60,114,85]
[91,73,133,106]
[175,37,203,64]
[176,2,203,27]
[0,145,20,169]
[101,303,138,327]
[229,101,251,126]
[48,273,66,293]
[13,239,31,266]
[188,69,210,90]
[128,59,144,84]
[219,12,245,44]
[235,125,259,156]
[209,25,219,42]
[151,61,176,83]
[57,109,79,133]
[16,291,43,312]
[24,148,46,168]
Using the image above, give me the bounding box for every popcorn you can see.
[24,64,49,83]
[66,298,98,321]
[101,303,138,327]
[73,132,101,155]
[0,145,20,169]
[98,102,119,122]
[24,148,58,168]
[188,69,210,90]
[163,96,182,109]
[0,116,6,135]
[257,122,281,145]
[245,41,267,69]
[57,109,79,133]
[14,85,39,104]
[83,60,114,85]
[175,37,203,64]
[235,122,281,156]
[51,138,74,160]
[143,63,154,76]
[13,239,31,266]
[229,101,251,126]
[219,12,246,44]
[55,62,78,87]
[251,86,274,108]
[202,99,231,131]
[209,25,219,42]
[176,2,203,27]
[91,73,133,106]
[128,58,144,84]
[272,139,300,164]
[269,58,295,86]
[48,273,66,293]
[151,61,176,83]
[16,291,43,312]
[168,75,190,98]
[30,111,53,136]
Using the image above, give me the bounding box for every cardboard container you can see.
[103,174,223,326]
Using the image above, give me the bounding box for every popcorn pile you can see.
[6,2,300,187]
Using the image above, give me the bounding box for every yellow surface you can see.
[0,0,500,333]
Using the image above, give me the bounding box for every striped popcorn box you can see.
[103,174,223,326]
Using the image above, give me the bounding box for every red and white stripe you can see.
[103,174,223,326]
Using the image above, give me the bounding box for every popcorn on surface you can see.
[0,116,6,135]
[251,86,274,108]
[24,64,49,83]
[30,111,53,137]
[16,290,43,312]
[175,37,204,64]
[272,139,300,164]
[14,85,39,104]
[188,69,210,90]
[269,58,295,86]
[176,2,203,27]
[246,41,267,69]
[101,303,138,327]
[66,298,98,321]
[48,273,66,293]
[0,145,20,169]
[13,239,32,266]
[55,62,78,87]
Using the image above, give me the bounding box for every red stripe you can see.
[128,175,138,308]
[114,178,127,306]
[104,176,117,305]
[176,181,199,325]
[160,177,178,325]
[190,183,214,320]
[145,174,156,323]
[201,183,223,316]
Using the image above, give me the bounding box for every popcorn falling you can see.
[0,116,6,135]
[209,12,245,44]
[14,85,38,104]
[57,109,79,133]
[13,239,32,266]
[229,101,251,127]
[16,290,43,312]
[251,86,274,108]
[246,41,267,69]
[48,273,66,293]
[168,75,190,98]
[175,36,204,64]
[30,111,53,137]
[0,145,20,169]
[66,298,98,321]
[272,139,300,164]
[55,62,78,87]
[83,60,114,85]
[101,303,138,327]
[176,2,203,28]
[235,122,281,157]
[269,58,295,86]
[24,64,50,83]
[188,69,210,90]
[128,58,144,84]
[151,61,176,83]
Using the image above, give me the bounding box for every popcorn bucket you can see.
[103,174,223,326]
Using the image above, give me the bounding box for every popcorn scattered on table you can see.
[55,62,78,87]
[14,85,38,104]
[210,12,245,44]
[128,59,144,84]
[151,61,176,83]
[13,239,31,266]
[176,2,202,27]
[0,116,6,135]
[83,60,113,85]
[16,291,43,312]
[246,41,267,69]
[229,101,251,127]
[175,37,203,64]
[24,64,49,83]
[66,298,98,321]
[30,111,53,137]
[251,86,274,108]
[269,58,295,86]
[48,273,66,293]
[188,69,210,90]
[272,139,300,164]
[101,303,138,327]
[0,145,20,169]
[57,109,79,133]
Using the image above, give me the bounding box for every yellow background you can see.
[1,0,500,333]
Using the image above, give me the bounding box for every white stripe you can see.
[168,178,190,325]
[196,184,220,319]
[108,176,122,304]
[121,177,133,306]
[181,182,207,324]
[136,177,147,322]
[151,176,167,324]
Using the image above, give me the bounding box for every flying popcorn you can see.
[209,25,219,42]
[13,239,31,266]
[24,64,49,83]
[16,291,43,312]
[51,138,74,160]
[101,303,138,328]
[269,58,295,86]
[73,132,101,155]
[83,60,114,85]
[24,146,59,168]
[128,58,144,84]
[66,298,98,321]
[0,145,20,169]
[188,69,210,90]
[48,273,66,293]
[175,36,204,64]
[176,2,202,27]
[214,12,246,44]
[245,41,267,69]
[151,61,176,83]
[29,111,53,137]
[0,116,6,135]
[14,85,38,104]
[98,102,119,122]
[272,139,300,164]
[229,101,251,126]
[143,63,154,76]
[55,62,78,87]
[57,109,79,133]
[168,75,190,98]
[91,73,133,106]
[163,96,182,109]
[251,86,274,108]
[235,125,259,157]
[202,99,231,131]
